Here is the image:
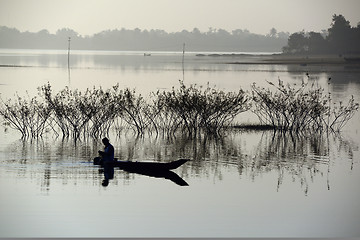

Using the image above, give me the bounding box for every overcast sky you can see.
[0,0,359,36]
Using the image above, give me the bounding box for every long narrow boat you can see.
[94,157,190,171]
[94,157,190,186]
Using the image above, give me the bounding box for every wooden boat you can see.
[94,157,189,171]
[94,157,190,186]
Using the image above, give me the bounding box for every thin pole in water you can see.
[182,43,185,81]
[68,37,71,65]
[68,37,71,85]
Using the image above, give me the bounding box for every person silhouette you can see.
[98,137,114,162]
[98,137,115,186]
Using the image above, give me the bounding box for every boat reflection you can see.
[120,168,188,186]
[95,157,189,186]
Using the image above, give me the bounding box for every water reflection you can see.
[3,50,360,75]
[118,166,188,187]
[0,50,186,70]
[251,131,331,194]
[1,129,356,195]
[2,137,102,192]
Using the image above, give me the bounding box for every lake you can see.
[0,49,360,238]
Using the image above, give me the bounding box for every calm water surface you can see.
[0,49,360,237]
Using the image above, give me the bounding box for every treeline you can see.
[283,14,360,55]
[0,26,288,52]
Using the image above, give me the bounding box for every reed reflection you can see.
[2,138,102,191]
[123,130,356,194]
[0,130,356,194]
[251,131,330,194]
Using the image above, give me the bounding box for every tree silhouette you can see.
[283,14,360,54]
[282,31,308,53]
[0,26,288,52]
[327,14,352,54]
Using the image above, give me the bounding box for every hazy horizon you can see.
[1,0,359,37]
[0,24,289,37]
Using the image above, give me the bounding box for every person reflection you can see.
[98,137,115,187]
[101,165,114,187]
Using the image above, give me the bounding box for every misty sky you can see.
[0,0,359,36]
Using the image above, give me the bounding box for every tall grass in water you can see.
[251,78,359,132]
[154,81,251,136]
[0,93,51,138]
[0,78,358,139]
[39,83,134,138]
[0,82,250,139]
[40,84,94,138]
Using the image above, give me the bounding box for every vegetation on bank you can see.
[0,78,358,139]
[283,14,360,55]
[0,26,288,52]
[1,14,358,55]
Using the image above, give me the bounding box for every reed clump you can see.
[0,81,251,138]
[0,78,358,139]
[251,79,359,132]
[153,81,251,136]
[0,93,51,138]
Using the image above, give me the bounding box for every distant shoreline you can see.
[1,48,360,68]
[196,53,360,66]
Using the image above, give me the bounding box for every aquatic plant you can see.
[39,83,124,138]
[251,78,359,132]
[38,83,158,137]
[327,95,359,131]
[154,81,251,136]
[0,93,51,138]
[39,84,95,138]
[117,88,153,134]
[85,85,120,137]
[0,78,358,139]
